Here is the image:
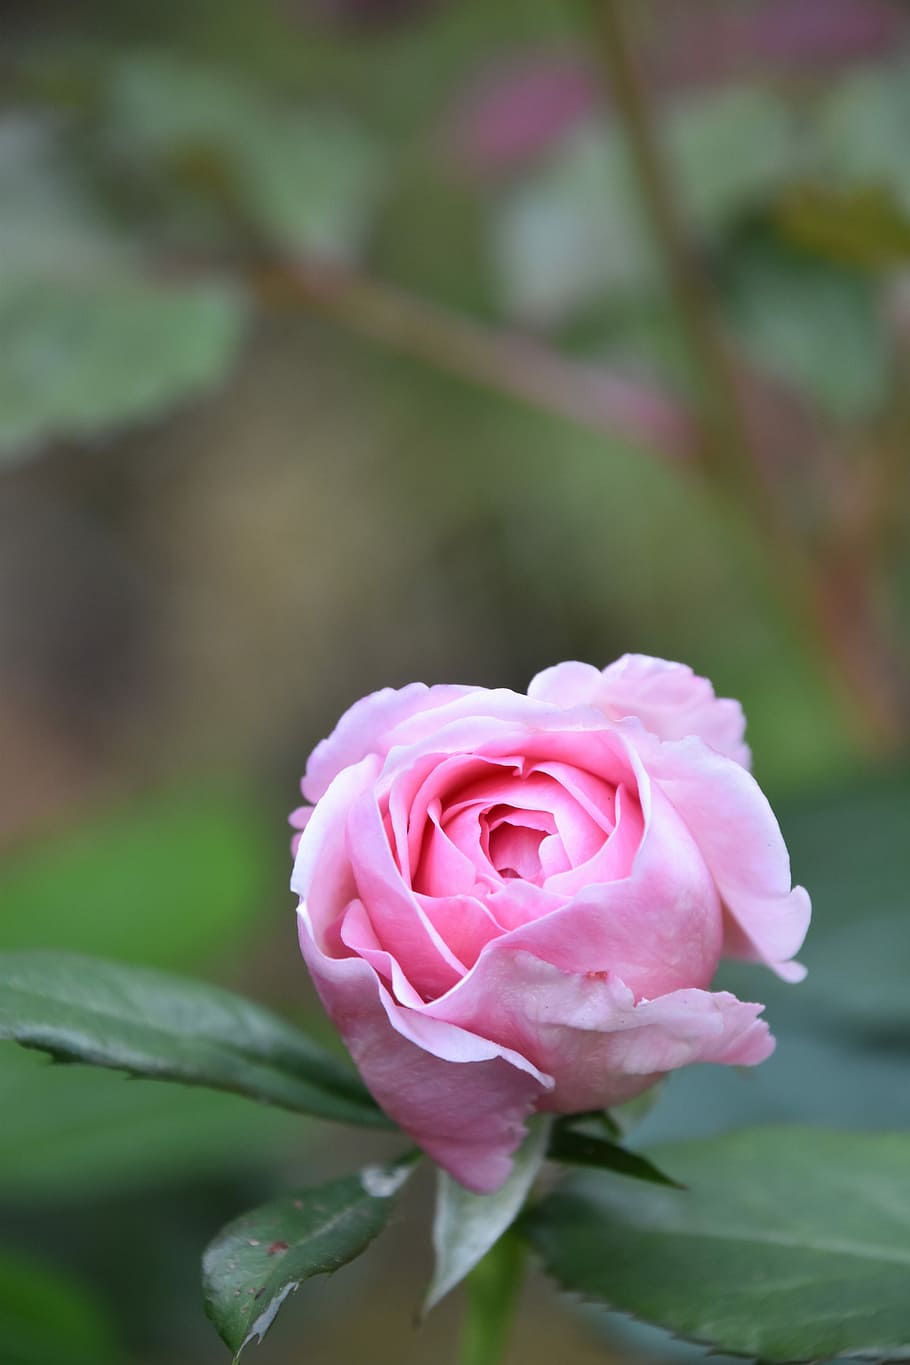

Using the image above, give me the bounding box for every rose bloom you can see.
[290,657,810,1193]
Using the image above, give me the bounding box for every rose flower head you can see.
[290,656,810,1193]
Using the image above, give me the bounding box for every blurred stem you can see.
[255,259,698,461]
[458,1232,525,1365]
[583,0,752,488]
[582,0,910,751]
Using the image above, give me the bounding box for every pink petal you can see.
[529,656,749,766]
[346,789,468,998]
[496,778,723,998]
[633,730,811,980]
[302,683,479,803]
[289,804,314,857]
[424,948,772,1113]
[298,909,549,1192]
[291,755,379,945]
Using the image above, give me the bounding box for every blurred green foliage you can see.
[0,1248,119,1365]
[0,787,276,966]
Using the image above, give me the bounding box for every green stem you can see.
[458,1232,525,1365]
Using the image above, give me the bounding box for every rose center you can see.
[483,808,551,884]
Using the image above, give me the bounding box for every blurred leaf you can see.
[547,1125,681,1188]
[0,275,246,464]
[524,1127,910,1362]
[0,110,246,463]
[490,86,794,325]
[102,53,385,258]
[721,235,889,420]
[0,950,388,1128]
[0,1247,118,1365]
[490,125,658,324]
[202,1158,414,1359]
[0,116,128,284]
[0,1047,304,1202]
[0,786,276,969]
[425,1115,550,1314]
[668,86,795,234]
[775,182,910,267]
[815,62,910,213]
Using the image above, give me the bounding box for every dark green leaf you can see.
[0,1047,305,1202]
[547,1126,682,1188]
[0,1248,118,1365]
[0,950,388,1129]
[202,1159,414,1358]
[524,1126,910,1362]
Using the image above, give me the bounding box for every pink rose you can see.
[290,656,810,1193]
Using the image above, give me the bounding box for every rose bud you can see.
[290,656,810,1193]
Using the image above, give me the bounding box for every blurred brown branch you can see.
[252,258,700,462]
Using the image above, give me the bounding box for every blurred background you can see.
[1,0,909,1361]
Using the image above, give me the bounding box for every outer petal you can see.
[631,729,811,981]
[302,683,479,803]
[529,655,750,767]
[298,908,550,1192]
[424,947,773,1112]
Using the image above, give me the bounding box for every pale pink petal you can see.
[633,730,811,980]
[424,948,772,1113]
[346,790,467,998]
[497,780,723,998]
[542,780,642,897]
[298,909,550,1192]
[291,756,379,944]
[302,683,479,803]
[289,804,314,857]
[529,655,750,767]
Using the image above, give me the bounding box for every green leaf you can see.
[489,86,794,325]
[490,125,658,324]
[425,1115,550,1313]
[0,274,246,463]
[0,950,388,1129]
[547,1125,682,1188]
[103,53,385,259]
[0,1047,305,1202]
[814,62,910,213]
[0,786,275,969]
[0,116,127,286]
[524,1126,910,1362]
[668,86,796,234]
[774,182,910,268]
[0,1247,118,1365]
[721,234,888,421]
[202,1158,415,1359]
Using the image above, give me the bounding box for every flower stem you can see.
[582,0,752,489]
[457,1232,525,1365]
